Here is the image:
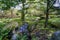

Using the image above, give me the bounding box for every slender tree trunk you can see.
[21,1,25,21]
[44,0,49,28]
[44,0,49,40]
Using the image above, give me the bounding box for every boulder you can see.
[50,31,60,40]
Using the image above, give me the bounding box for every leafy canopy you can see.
[0,0,40,10]
[0,0,23,10]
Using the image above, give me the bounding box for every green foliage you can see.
[49,18,60,28]
[29,0,35,1]
[0,0,60,39]
[0,17,60,40]
[0,0,21,10]
[0,22,6,32]
[0,22,5,27]
[0,22,9,40]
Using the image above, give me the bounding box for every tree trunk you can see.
[44,1,49,40]
[44,0,49,28]
[21,0,25,21]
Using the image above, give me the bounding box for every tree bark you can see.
[44,0,49,28]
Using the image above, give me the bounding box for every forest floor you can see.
[0,17,60,40]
